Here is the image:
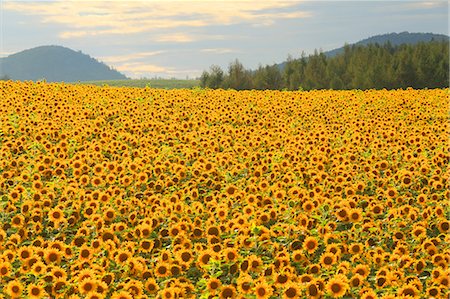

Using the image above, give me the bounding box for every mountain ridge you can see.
[277,31,449,69]
[0,45,128,82]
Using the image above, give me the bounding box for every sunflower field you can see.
[0,81,448,299]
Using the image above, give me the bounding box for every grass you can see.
[78,78,200,89]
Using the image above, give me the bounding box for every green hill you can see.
[0,45,127,82]
[325,31,449,57]
[277,32,449,69]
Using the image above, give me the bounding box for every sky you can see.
[1,0,448,79]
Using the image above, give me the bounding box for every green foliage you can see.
[201,41,449,90]
[200,65,224,88]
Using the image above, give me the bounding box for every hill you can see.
[277,32,449,69]
[0,45,127,82]
[325,31,449,57]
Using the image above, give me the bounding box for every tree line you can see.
[200,41,449,90]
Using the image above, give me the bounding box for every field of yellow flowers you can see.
[0,81,448,299]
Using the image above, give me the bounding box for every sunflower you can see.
[27,283,47,299]
[125,280,144,297]
[255,280,273,299]
[307,263,321,275]
[348,208,363,222]
[0,261,11,277]
[157,288,177,299]
[170,264,181,276]
[86,292,105,299]
[302,200,315,213]
[385,187,397,198]
[5,280,23,298]
[110,291,133,299]
[78,245,93,261]
[397,284,419,297]
[303,236,319,254]
[31,261,46,276]
[220,285,237,299]
[139,239,154,253]
[197,249,215,268]
[335,207,349,222]
[348,243,363,255]
[349,274,364,288]
[282,283,301,299]
[96,281,109,295]
[225,185,237,196]
[206,277,222,294]
[274,272,290,287]
[51,266,68,280]
[306,281,322,298]
[11,215,24,228]
[291,250,305,263]
[176,249,193,267]
[320,252,337,268]
[51,277,69,297]
[248,255,263,273]
[438,220,449,233]
[437,274,449,287]
[48,208,65,227]
[44,248,62,264]
[237,274,254,294]
[223,248,239,263]
[115,249,131,265]
[154,262,170,278]
[144,278,159,294]
[78,278,97,294]
[91,176,103,187]
[326,275,349,298]
[354,264,370,278]
[360,290,378,299]
[426,286,441,298]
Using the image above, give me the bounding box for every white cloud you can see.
[99,51,167,64]
[0,51,14,57]
[4,1,309,42]
[115,62,169,74]
[200,48,239,54]
[154,33,196,43]
[154,33,226,43]
[113,61,202,79]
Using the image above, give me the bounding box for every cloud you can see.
[200,48,239,54]
[0,51,15,58]
[114,62,169,74]
[4,1,309,41]
[99,51,167,64]
[154,33,227,43]
[154,33,196,43]
[112,61,202,78]
[409,1,448,8]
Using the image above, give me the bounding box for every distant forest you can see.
[200,41,449,90]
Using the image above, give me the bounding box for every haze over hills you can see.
[1,32,448,83]
[0,45,127,82]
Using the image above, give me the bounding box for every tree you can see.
[199,40,449,90]
[199,71,210,88]
[225,59,252,90]
[303,50,328,89]
[206,65,224,89]
[254,64,283,90]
